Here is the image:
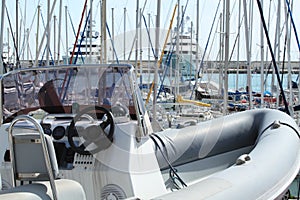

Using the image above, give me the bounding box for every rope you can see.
[150,134,187,188]
[260,120,300,139]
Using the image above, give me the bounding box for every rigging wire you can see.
[106,22,119,64]
[263,13,289,90]
[18,2,38,61]
[255,0,290,115]
[163,1,174,29]
[39,12,54,65]
[19,1,26,60]
[207,18,220,63]
[201,18,221,86]
[69,10,91,65]
[285,0,300,82]
[281,33,288,85]
[229,16,244,62]
[142,14,157,59]
[156,1,190,99]
[189,0,221,100]
[160,0,189,72]
[67,10,85,63]
[5,6,21,67]
[61,10,92,103]
[127,0,148,61]
[59,0,89,101]
[285,0,300,53]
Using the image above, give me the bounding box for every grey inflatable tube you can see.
[152,109,300,199]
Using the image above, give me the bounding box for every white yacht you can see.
[66,22,101,64]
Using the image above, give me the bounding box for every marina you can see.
[0,0,300,199]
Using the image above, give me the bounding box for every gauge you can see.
[41,123,52,135]
[52,126,65,140]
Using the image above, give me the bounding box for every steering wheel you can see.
[68,106,114,155]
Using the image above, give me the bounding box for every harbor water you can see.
[142,72,299,94]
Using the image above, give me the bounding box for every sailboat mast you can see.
[0,0,5,74]
[36,5,40,64]
[89,0,93,62]
[139,8,143,86]
[189,21,192,86]
[53,15,57,64]
[112,8,115,61]
[7,28,10,63]
[135,0,139,77]
[243,0,253,109]
[271,2,279,105]
[148,13,151,80]
[284,1,292,113]
[259,0,264,107]
[65,6,68,63]
[153,0,161,121]
[195,0,199,86]
[236,0,241,91]
[23,0,27,61]
[57,0,62,64]
[256,0,290,115]
[26,28,29,61]
[101,0,107,63]
[0,0,5,124]
[46,0,51,66]
[123,7,126,61]
[275,0,281,109]
[219,12,224,95]
[175,0,180,96]
[16,0,19,68]
[34,0,57,66]
[223,0,230,114]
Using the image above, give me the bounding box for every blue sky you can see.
[1,0,300,62]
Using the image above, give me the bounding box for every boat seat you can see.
[12,133,59,181]
[0,179,86,200]
[4,115,86,200]
[0,192,43,200]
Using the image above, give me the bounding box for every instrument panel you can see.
[40,114,75,141]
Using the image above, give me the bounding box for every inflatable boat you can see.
[0,64,299,200]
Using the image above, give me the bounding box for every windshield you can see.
[1,64,138,123]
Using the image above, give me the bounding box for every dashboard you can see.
[40,114,76,141]
[9,105,130,169]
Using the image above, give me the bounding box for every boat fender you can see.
[235,154,251,165]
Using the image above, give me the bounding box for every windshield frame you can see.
[0,64,147,129]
